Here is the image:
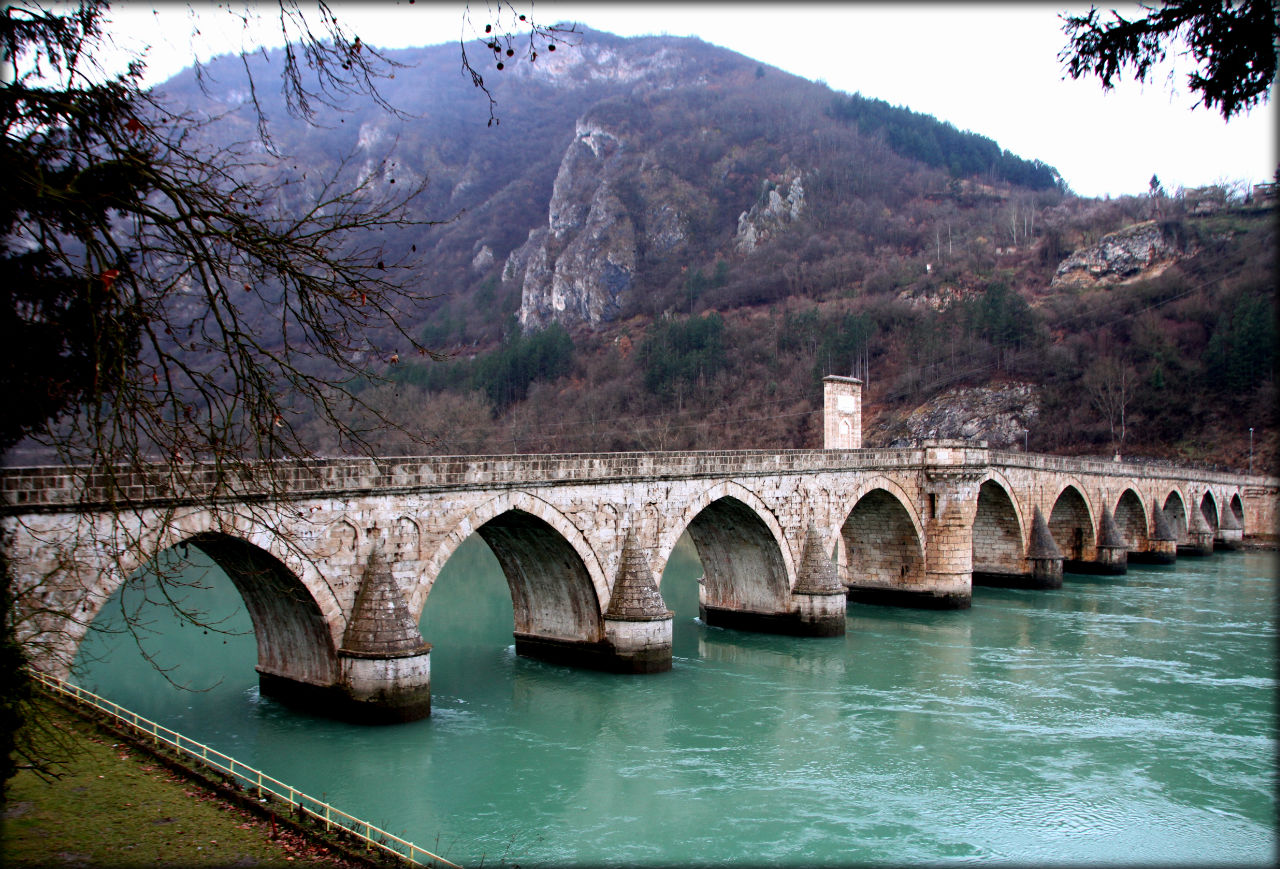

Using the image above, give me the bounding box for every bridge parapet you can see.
[7,448,1272,512]
[3,449,934,510]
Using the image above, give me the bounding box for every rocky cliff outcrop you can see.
[1051,220,1182,288]
[735,170,805,253]
[510,119,640,328]
[870,383,1039,448]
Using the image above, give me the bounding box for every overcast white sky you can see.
[104,1,1277,200]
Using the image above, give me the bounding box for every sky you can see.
[101,1,1277,200]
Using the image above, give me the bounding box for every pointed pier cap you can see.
[1219,508,1242,531]
[1151,503,1177,541]
[606,529,672,621]
[793,523,844,594]
[340,550,431,658]
[1029,506,1063,559]
[1097,506,1125,548]
[1188,503,1212,534]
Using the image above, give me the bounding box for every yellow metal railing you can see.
[31,670,461,869]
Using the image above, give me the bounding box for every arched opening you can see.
[474,509,605,649]
[684,496,790,625]
[971,480,1024,584]
[1163,491,1188,541]
[1199,492,1219,532]
[842,488,925,597]
[659,531,704,657]
[417,534,515,706]
[188,533,338,688]
[1048,486,1095,567]
[73,532,335,722]
[1114,489,1149,552]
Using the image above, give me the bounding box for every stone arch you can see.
[1199,490,1219,531]
[183,531,341,688]
[1163,490,1188,540]
[972,475,1026,579]
[20,506,347,682]
[840,486,926,592]
[120,507,345,640]
[1113,488,1150,551]
[1048,483,1096,563]
[415,492,609,644]
[659,480,792,570]
[833,475,926,548]
[661,481,792,616]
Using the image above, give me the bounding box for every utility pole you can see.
[1249,427,1254,474]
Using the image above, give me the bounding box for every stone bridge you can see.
[3,380,1275,723]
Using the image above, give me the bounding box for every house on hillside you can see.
[1248,182,1277,207]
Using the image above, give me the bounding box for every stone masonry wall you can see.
[3,448,1274,685]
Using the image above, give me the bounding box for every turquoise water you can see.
[75,539,1277,866]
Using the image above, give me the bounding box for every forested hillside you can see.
[15,27,1273,471]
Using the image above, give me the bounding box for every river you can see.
[74,537,1276,866]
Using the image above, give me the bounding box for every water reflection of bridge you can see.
[4,379,1274,723]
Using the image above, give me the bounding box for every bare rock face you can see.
[471,245,495,272]
[736,170,805,253]
[512,119,642,329]
[872,383,1039,448]
[1051,220,1181,288]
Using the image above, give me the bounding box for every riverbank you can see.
[1,696,401,868]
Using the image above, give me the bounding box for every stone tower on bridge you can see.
[823,375,862,449]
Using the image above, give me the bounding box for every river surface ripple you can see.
[76,540,1276,866]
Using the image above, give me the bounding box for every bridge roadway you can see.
[3,443,1275,722]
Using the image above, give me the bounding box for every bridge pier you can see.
[789,524,847,636]
[700,585,846,637]
[1028,506,1064,588]
[259,551,434,724]
[1129,502,1177,564]
[1216,508,1244,550]
[510,632,661,672]
[334,552,433,722]
[1178,505,1214,556]
[1070,506,1127,575]
[598,530,674,672]
[913,449,980,608]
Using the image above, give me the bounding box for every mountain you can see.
[144,28,1278,470]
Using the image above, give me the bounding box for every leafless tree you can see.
[1084,354,1136,456]
[1,0,568,787]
